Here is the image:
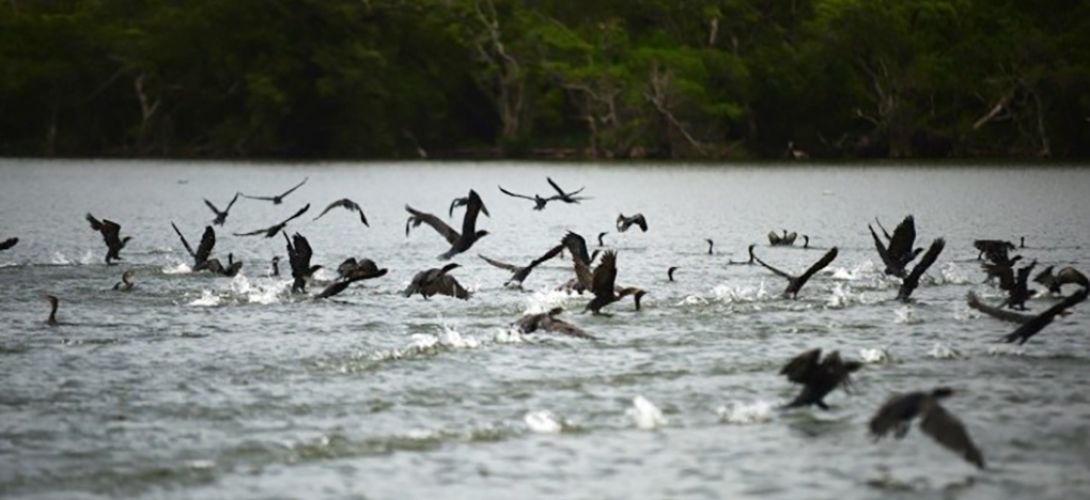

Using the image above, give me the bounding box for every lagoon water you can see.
[1,160,1088,499]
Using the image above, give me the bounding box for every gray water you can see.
[1,160,1088,499]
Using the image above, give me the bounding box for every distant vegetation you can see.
[2,0,1088,160]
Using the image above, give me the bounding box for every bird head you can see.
[121,236,133,246]
[441,263,461,273]
[931,387,955,399]
[475,229,490,239]
[548,306,564,316]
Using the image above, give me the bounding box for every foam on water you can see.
[678,295,709,306]
[524,411,563,433]
[712,281,769,303]
[523,288,581,314]
[370,323,482,362]
[229,274,288,305]
[50,251,72,266]
[826,282,871,309]
[627,395,666,430]
[859,347,892,364]
[893,306,921,325]
[938,262,972,285]
[717,400,777,424]
[188,290,222,307]
[162,262,193,274]
[928,342,963,359]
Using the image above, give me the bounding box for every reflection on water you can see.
[1,160,1088,499]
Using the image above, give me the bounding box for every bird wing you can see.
[633,214,648,232]
[904,238,945,285]
[86,213,104,232]
[195,226,216,264]
[562,232,592,266]
[355,205,369,226]
[233,227,270,237]
[0,237,17,250]
[888,215,917,258]
[239,193,277,202]
[1003,287,1089,343]
[920,403,985,468]
[405,205,459,244]
[874,217,892,241]
[292,233,313,265]
[428,274,471,299]
[527,244,564,270]
[203,198,223,215]
[795,247,839,285]
[170,222,197,259]
[313,199,350,221]
[281,203,311,224]
[278,177,308,198]
[316,280,353,299]
[225,192,240,211]
[966,291,1032,324]
[479,254,521,272]
[750,249,794,280]
[868,224,896,269]
[590,251,618,297]
[869,392,925,439]
[498,185,535,202]
[780,348,822,383]
[460,190,486,238]
[546,177,569,197]
[1057,267,1090,288]
[541,316,596,340]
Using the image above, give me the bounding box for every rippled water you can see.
[1,160,1088,499]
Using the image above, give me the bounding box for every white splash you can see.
[712,281,769,303]
[78,249,95,265]
[188,290,221,307]
[627,395,666,430]
[493,327,525,344]
[524,411,563,433]
[826,282,862,309]
[939,262,971,285]
[893,306,921,324]
[371,323,481,361]
[523,288,579,314]
[859,347,892,364]
[717,401,776,424]
[678,295,709,306]
[50,251,72,265]
[928,342,963,359]
[229,274,286,305]
[162,262,192,274]
[988,344,1026,357]
[830,260,877,281]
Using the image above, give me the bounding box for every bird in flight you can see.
[479,243,564,288]
[616,213,648,233]
[86,214,132,264]
[780,348,862,409]
[313,198,369,226]
[204,192,240,225]
[406,190,489,260]
[869,387,984,468]
[234,204,310,238]
[751,247,839,298]
[241,177,308,205]
[896,238,945,301]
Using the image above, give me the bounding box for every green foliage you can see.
[0,0,1086,158]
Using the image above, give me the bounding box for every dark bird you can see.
[727,244,758,265]
[407,190,490,260]
[479,244,564,288]
[982,255,1023,290]
[448,193,492,218]
[869,388,984,468]
[112,270,135,291]
[584,251,646,315]
[86,214,132,264]
[403,263,470,299]
[667,266,679,281]
[973,239,1015,261]
[780,348,862,409]
[516,307,596,340]
[868,216,922,277]
[616,213,648,233]
[203,253,243,277]
[270,256,281,277]
[171,222,216,270]
[204,192,240,226]
[42,293,59,326]
[751,247,839,298]
[966,291,1032,324]
[315,258,388,299]
[801,235,811,249]
[705,238,714,255]
[1003,259,1037,310]
[597,232,607,247]
[546,177,588,204]
[897,238,945,302]
[0,237,17,251]
[240,177,308,205]
[284,232,321,293]
[1001,287,1088,344]
[1034,266,1089,294]
[497,185,553,210]
[234,204,310,238]
[313,198,369,226]
[768,229,797,246]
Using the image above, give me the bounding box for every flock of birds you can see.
[5,175,1088,472]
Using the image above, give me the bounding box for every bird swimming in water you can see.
[516,307,596,340]
[42,293,59,326]
[270,256,281,277]
[667,266,679,281]
[1001,286,1088,344]
[545,177,589,204]
[897,238,945,302]
[171,222,216,270]
[240,177,308,205]
[780,348,862,409]
[313,198,369,226]
[597,232,607,247]
[234,204,310,238]
[479,244,564,288]
[86,214,132,264]
[768,229,797,246]
[497,185,554,210]
[966,291,1032,324]
[584,251,646,315]
[751,247,839,298]
[284,232,321,293]
[203,253,243,277]
[403,263,470,299]
[0,237,17,251]
[112,270,135,291]
[726,244,757,265]
[407,189,490,260]
[616,213,648,232]
[1034,266,1089,294]
[869,216,922,277]
[315,258,388,299]
[204,192,240,226]
[705,239,714,255]
[869,387,984,468]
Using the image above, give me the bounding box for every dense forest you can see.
[2,0,1088,160]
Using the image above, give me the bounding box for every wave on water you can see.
[859,347,892,364]
[717,400,777,424]
[627,395,666,430]
[928,342,963,359]
[524,410,563,433]
[370,323,482,362]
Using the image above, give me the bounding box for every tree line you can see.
[1,0,1087,160]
